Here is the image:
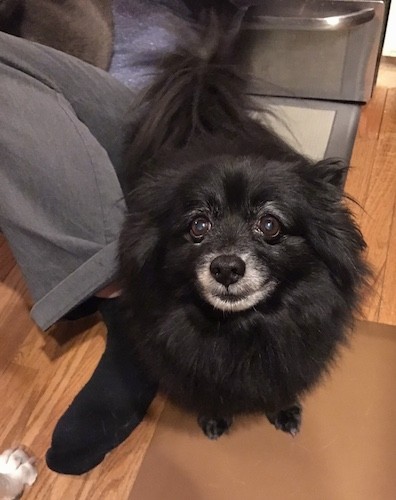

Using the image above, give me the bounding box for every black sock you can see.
[46,298,157,475]
[61,296,101,321]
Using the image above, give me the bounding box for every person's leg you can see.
[0,32,156,474]
[0,31,137,328]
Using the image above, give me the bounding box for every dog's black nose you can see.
[210,255,246,287]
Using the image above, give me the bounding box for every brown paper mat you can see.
[130,321,396,500]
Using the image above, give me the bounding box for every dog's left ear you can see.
[313,158,348,193]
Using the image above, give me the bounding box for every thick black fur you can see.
[119,12,370,438]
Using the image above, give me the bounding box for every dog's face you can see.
[121,154,365,314]
[181,159,300,313]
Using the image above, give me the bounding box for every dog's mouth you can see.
[208,288,272,312]
[196,252,276,312]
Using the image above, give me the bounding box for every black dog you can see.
[119,13,369,439]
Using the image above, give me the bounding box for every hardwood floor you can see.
[345,84,396,324]
[0,60,395,498]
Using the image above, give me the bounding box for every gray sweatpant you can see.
[0,32,136,330]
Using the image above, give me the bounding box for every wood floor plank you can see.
[376,91,396,323]
[379,186,396,324]
[356,87,387,139]
[346,138,377,225]
[358,134,396,322]
[0,362,39,448]
[0,234,16,280]
[378,89,396,324]
[380,88,396,134]
[0,256,33,374]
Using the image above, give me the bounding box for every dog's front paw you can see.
[267,404,302,437]
[197,416,233,440]
[0,448,37,489]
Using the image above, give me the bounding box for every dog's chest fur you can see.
[128,286,344,417]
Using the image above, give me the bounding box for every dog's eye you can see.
[258,215,281,241]
[189,217,212,242]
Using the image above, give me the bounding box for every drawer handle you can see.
[244,7,375,31]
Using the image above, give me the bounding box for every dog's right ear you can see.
[312,158,348,194]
